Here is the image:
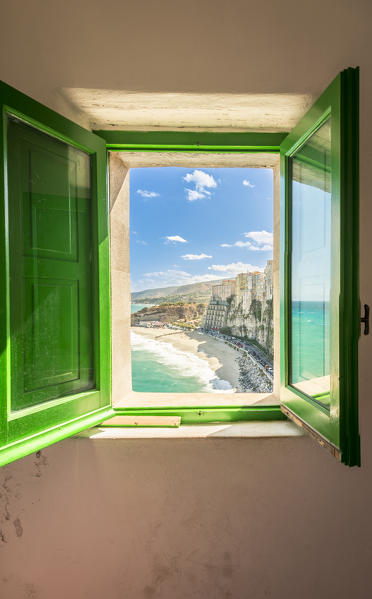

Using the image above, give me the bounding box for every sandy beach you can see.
[131,326,242,392]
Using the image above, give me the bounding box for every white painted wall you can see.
[1,1,372,597]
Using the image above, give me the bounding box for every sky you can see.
[130,167,274,292]
[292,180,331,302]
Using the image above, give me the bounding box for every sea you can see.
[131,301,330,392]
[131,303,233,393]
[291,300,330,383]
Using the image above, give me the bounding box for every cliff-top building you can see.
[242,271,265,312]
[203,259,273,353]
[211,279,236,302]
[235,273,249,305]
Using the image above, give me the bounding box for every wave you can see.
[131,331,233,392]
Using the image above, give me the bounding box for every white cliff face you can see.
[225,296,273,357]
[203,260,274,357]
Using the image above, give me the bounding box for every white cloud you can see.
[181,253,212,261]
[183,169,217,201]
[185,189,206,202]
[165,235,188,244]
[243,179,255,188]
[131,260,265,291]
[245,230,273,248]
[137,189,160,198]
[221,230,273,252]
[221,241,253,248]
[208,262,264,276]
[184,170,217,190]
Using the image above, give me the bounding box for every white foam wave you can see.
[131,331,233,393]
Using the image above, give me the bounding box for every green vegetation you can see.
[220,326,232,335]
[172,322,195,329]
[263,298,273,321]
[249,299,262,321]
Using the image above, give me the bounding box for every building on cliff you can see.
[241,271,265,312]
[202,298,229,330]
[202,259,274,356]
[210,279,236,301]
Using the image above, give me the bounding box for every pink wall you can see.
[1,435,371,599]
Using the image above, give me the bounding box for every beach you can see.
[131,326,245,393]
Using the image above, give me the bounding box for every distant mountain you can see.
[131,279,224,303]
[132,285,179,301]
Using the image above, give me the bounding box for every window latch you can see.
[360,303,370,335]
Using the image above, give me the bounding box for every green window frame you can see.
[96,68,360,467]
[0,81,112,467]
[280,68,360,466]
[0,67,359,468]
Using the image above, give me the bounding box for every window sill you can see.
[76,420,303,440]
[114,391,278,408]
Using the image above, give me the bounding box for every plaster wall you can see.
[1,1,372,598]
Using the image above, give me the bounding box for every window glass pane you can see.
[7,116,95,411]
[290,118,331,407]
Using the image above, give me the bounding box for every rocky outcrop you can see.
[225,297,273,357]
[131,302,205,325]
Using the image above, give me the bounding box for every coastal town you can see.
[131,259,274,393]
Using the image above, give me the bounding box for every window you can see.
[0,68,360,467]
[108,151,282,411]
[280,68,360,465]
[0,81,111,466]
[128,164,276,402]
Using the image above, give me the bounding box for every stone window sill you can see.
[77,420,303,440]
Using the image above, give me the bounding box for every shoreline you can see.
[131,326,242,392]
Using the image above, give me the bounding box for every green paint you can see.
[8,118,95,410]
[113,405,285,425]
[280,68,360,466]
[94,130,286,152]
[0,81,111,465]
[0,406,113,468]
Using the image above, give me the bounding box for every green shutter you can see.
[0,82,112,466]
[280,68,360,466]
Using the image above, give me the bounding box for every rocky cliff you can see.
[225,297,273,357]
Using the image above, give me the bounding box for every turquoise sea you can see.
[131,302,330,392]
[131,303,232,393]
[291,301,330,383]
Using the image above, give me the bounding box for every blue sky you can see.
[130,167,273,292]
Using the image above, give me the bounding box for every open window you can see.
[280,68,360,466]
[109,153,280,410]
[0,82,112,466]
[0,67,360,467]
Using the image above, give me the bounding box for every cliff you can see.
[225,297,274,357]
